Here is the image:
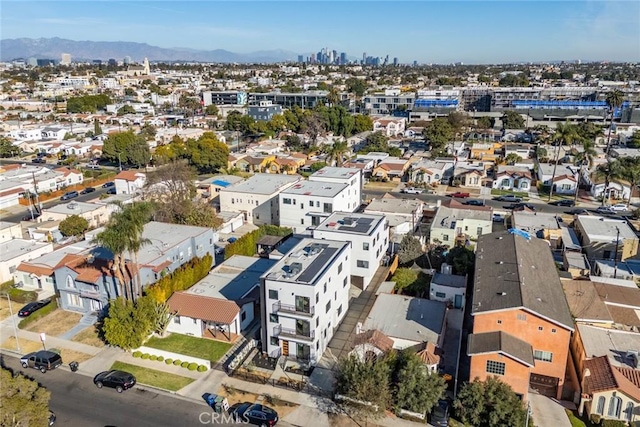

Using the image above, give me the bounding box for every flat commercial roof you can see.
[1,238,51,260]
[310,167,359,180]
[44,201,101,215]
[132,221,211,266]
[576,216,637,241]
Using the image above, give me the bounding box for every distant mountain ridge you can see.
[0,37,300,63]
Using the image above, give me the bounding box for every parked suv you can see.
[60,191,79,201]
[20,350,62,373]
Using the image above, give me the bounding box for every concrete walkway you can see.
[528,391,571,427]
[0,325,102,356]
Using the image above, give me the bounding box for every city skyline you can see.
[2,1,639,64]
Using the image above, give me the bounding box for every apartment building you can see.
[309,167,362,203]
[219,174,302,225]
[430,204,493,248]
[0,239,54,283]
[260,238,351,364]
[363,90,415,115]
[313,212,388,290]
[574,216,639,262]
[247,101,282,121]
[467,230,574,401]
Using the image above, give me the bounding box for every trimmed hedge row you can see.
[131,352,208,372]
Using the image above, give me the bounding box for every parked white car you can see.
[610,203,628,212]
[402,187,423,194]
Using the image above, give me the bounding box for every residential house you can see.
[235,155,276,173]
[197,175,245,201]
[363,292,447,351]
[430,203,493,248]
[573,216,639,262]
[167,256,276,340]
[551,174,578,195]
[114,170,146,195]
[537,164,578,187]
[365,195,423,246]
[310,167,362,198]
[248,101,282,122]
[219,174,302,225]
[57,222,216,314]
[470,142,498,161]
[492,165,532,191]
[410,159,455,185]
[271,155,306,174]
[588,176,632,202]
[53,167,84,188]
[452,164,485,188]
[373,117,406,137]
[39,201,112,228]
[313,212,389,290]
[504,143,533,160]
[0,239,54,283]
[468,230,574,400]
[430,264,467,309]
[511,211,563,246]
[261,238,351,364]
[371,157,412,182]
[593,259,640,280]
[0,221,22,243]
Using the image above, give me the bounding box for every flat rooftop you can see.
[131,221,212,266]
[576,324,640,369]
[364,293,446,344]
[186,255,276,300]
[576,216,637,241]
[310,167,360,180]
[281,180,347,198]
[44,201,101,216]
[264,238,349,285]
[512,211,562,233]
[366,196,422,215]
[432,206,492,230]
[1,238,51,260]
[317,212,386,236]
[224,174,300,195]
[0,221,18,231]
[199,175,244,188]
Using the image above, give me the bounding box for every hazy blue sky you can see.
[2,1,639,63]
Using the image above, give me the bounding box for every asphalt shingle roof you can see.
[467,331,534,366]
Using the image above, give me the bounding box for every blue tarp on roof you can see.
[508,228,531,240]
[212,179,231,187]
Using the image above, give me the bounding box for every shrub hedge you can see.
[180,361,189,368]
[141,353,150,360]
[197,365,208,372]
[187,362,198,371]
[133,351,142,358]
[173,360,182,366]
[145,254,213,303]
[224,225,292,259]
[165,358,173,365]
[150,355,157,361]
[157,356,164,362]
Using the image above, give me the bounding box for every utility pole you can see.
[32,172,42,213]
[525,400,532,427]
[547,142,562,202]
[614,226,621,279]
[5,292,21,353]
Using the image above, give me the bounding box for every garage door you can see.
[530,373,558,397]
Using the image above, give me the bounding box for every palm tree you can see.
[595,160,623,206]
[619,157,640,208]
[605,90,624,154]
[327,88,340,107]
[548,122,580,201]
[327,141,349,166]
[574,139,598,201]
[121,202,153,298]
[93,226,130,300]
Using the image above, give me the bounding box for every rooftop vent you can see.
[343,217,356,226]
[498,292,507,296]
[289,262,303,276]
[308,243,324,255]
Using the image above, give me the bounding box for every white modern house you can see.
[313,212,388,290]
[429,264,467,309]
[114,170,146,195]
[0,239,54,283]
[0,221,22,243]
[219,174,302,225]
[260,238,351,364]
[309,167,362,203]
[365,196,424,247]
[39,201,113,228]
[537,164,578,186]
[430,204,493,248]
[492,166,533,191]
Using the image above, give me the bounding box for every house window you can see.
[300,203,304,209]
[517,314,527,321]
[596,396,605,415]
[231,198,235,204]
[624,402,634,421]
[337,305,343,316]
[316,317,319,327]
[283,198,292,205]
[357,260,369,268]
[66,275,76,289]
[608,396,622,418]
[323,283,327,293]
[338,263,343,274]
[497,319,502,324]
[241,311,246,321]
[256,200,259,206]
[343,277,347,288]
[363,242,370,251]
[551,328,557,333]
[67,293,81,307]
[443,235,449,242]
[315,292,319,303]
[270,337,279,346]
[538,326,544,331]
[436,292,447,298]
[325,301,331,313]
[533,350,553,362]
[269,314,279,323]
[173,316,181,324]
[323,203,332,213]
[477,227,483,236]
[268,290,278,300]
[193,318,197,324]
[301,218,304,225]
[486,360,505,375]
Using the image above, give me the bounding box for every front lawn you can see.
[145,334,232,362]
[110,361,194,392]
[490,189,529,198]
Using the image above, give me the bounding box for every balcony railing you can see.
[273,324,315,341]
[272,301,314,317]
[79,289,102,299]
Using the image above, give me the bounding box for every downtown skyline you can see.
[2,1,639,64]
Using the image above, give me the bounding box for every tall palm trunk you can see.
[134,251,143,298]
[112,254,128,300]
[605,111,614,154]
[547,144,562,202]
[602,178,610,206]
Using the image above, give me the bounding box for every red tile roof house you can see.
[114,170,146,195]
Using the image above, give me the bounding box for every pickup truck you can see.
[401,187,423,195]
[449,192,470,198]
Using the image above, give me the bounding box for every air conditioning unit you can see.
[290,262,303,275]
[308,243,324,255]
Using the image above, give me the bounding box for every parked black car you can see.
[428,400,450,427]
[20,350,63,373]
[18,298,51,317]
[549,199,575,207]
[102,182,115,188]
[463,199,485,206]
[93,370,136,393]
[106,187,117,195]
[60,191,79,201]
[32,158,47,164]
[80,187,96,194]
[48,411,56,426]
[567,208,589,215]
[229,403,279,426]
[505,203,536,211]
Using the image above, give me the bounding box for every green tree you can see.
[454,377,528,427]
[284,134,303,152]
[504,153,523,165]
[58,215,89,237]
[446,246,475,275]
[66,94,111,113]
[393,351,447,415]
[93,118,103,136]
[326,141,349,167]
[475,116,494,130]
[93,226,130,300]
[353,114,373,133]
[346,78,367,97]
[335,354,392,420]
[205,104,219,116]
[0,136,20,158]
[0,366,51,427]
[501,111,525,129]
[102,296,156,350]
[619,157,640,207]
[447,111,470,138]
[102,130,135,164]
[117,105,136,116]
[595,159,624,206]
[391,268,419,292]
[121,202,154,297]
[498,73,529,87]
[139,123,157,141]
[547,122,581,201]
[605,89,624,153]
[536,146,548,161]
[627,130,640,148]
[423,118,454,149]
[398,234,423,265]
[125,137,151,168]
[185,132,229,173]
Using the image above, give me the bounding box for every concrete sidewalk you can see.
[0,325,102,356]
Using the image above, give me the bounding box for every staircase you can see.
[217,321,260,373]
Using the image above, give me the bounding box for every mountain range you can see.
[0,37,301,63]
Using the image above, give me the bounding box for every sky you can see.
[2,0,640,64]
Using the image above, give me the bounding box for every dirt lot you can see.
[216,384,260,407]
[0,298,19,321]
[25,310,82,336]
[0,337,93,364]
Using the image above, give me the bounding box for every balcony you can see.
[272,301,314,317]
[79,289,102,300]
[273,325,315,342]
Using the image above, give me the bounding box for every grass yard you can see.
[25,309,82,336]
[0,298,19,321]
[1,336,43,353]
[71,326,105,348]
[51,347,94,364]
[110,361,194,392]
[491,188,529,198]
[145,334,232,362]
[364,181,398,191]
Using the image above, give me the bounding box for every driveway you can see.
[528,391,571,427]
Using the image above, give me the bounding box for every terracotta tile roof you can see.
[584,356,640,401]
[54,167,81,176]
[167,292,240,324]
[274,158,298,166]
[16,262,54,276]
[0,187,25,198]
[416,341,441,365]
[354,329,394,353]
[552,174,577,183]
[115,170,143,181]
[151,260,172,273]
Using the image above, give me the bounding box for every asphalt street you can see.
[1,354,256,427]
